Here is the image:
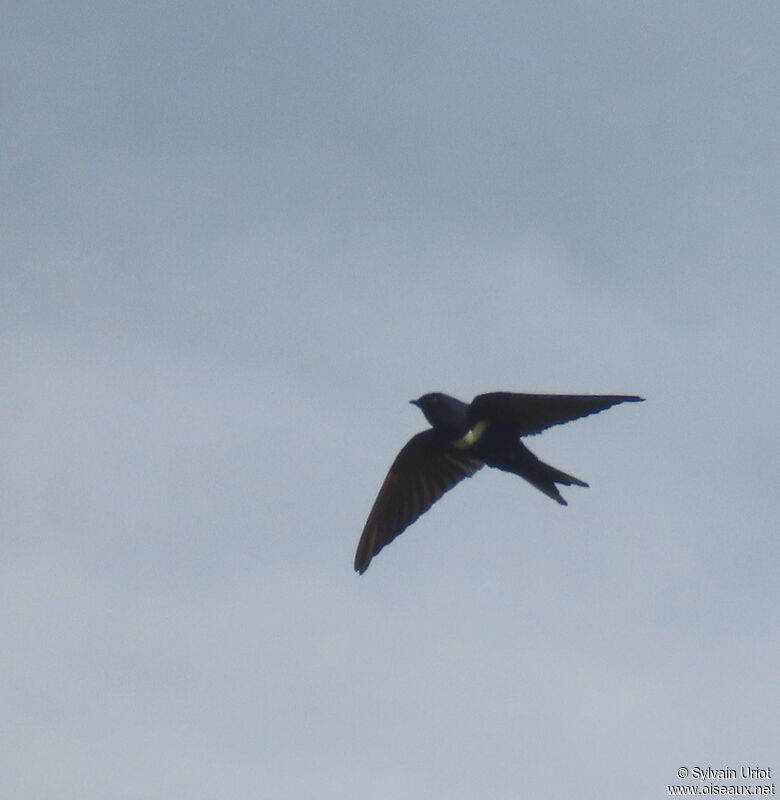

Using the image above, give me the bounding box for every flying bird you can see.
[354,391,643,573]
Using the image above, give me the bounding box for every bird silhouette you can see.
[354,391,643,573]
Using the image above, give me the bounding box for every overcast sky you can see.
[3,3,779,799]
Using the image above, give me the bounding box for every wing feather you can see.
[354,430,483,573]
[469,392,643,436]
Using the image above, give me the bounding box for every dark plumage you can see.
[354,391,643,574]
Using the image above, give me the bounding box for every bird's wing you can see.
[354,430,484,574]
[469,392,644,436]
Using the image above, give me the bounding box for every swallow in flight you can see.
[354,391,643,573]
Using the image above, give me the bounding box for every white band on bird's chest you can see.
[452,420,488,449]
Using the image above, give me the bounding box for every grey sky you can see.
[3,3,779,799]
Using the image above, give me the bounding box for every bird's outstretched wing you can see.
[354,430,483,573]
[469,393,643,437]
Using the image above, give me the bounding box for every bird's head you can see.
[410,392,469,434]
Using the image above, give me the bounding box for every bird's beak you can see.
[409,399,420,407]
